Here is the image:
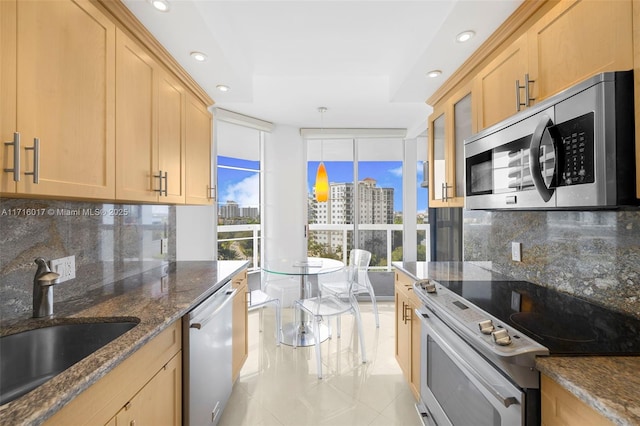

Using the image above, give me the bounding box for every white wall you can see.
[176,205,216,260]
[262,125,307,266]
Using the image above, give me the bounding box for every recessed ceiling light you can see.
[456,30,475,43]
[426,70,442,78]
[150,0,170,12]
[216,85,230,92]
[190,51,208,62]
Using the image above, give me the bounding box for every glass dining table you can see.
[262,257,344,347]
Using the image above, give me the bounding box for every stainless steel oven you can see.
[464,71,635,210]
[415,306,523,426]
[412,279,549,426]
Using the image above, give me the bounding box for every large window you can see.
[216,121,262,270]
[307,136,428,268]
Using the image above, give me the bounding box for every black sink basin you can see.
[0,320,138,405]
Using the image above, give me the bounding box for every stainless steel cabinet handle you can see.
[154,170,163,194]
[24,137,40,184]
[524,73,535,107]
[4,132,20,182]
[441,182,452,202]
[404,304,412,324]
[207,185,216,200]
[516,74,535,111]
[162,171,168,196]
[516,79,526,112]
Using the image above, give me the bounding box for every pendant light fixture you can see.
[315,107,329,202]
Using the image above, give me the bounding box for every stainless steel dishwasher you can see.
[183,281,235,426]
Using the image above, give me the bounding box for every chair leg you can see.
[274,300,282,346]
[370,292,380,328]
[258,306,264,332]
[336,315,341,338]
[313,316,323,379]
[352,303,367,363]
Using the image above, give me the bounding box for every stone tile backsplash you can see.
[463,209,640,318]
[0,198,175,322]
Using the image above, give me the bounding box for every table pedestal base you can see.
[280,322,330,347]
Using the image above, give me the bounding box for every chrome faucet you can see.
[33,257,60,318]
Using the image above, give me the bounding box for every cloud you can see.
[388,165,403,177]
[221,174,260,207]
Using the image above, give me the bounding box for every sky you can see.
[218,156,429,212]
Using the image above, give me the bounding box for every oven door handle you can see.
[529,115,556,202]
[420,313,520,409]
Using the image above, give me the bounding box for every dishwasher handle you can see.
[189,288,237,330]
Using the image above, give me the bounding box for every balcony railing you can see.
[218,223,430,272]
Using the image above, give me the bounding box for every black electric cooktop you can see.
[437,280,640,355]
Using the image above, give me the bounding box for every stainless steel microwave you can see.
[464,71,636,210]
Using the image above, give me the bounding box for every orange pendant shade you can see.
[315,162,329,202]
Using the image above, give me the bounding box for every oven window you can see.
[427,336,500,426]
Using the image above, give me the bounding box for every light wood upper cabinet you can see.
[115,28,157,203]
[475,34,529,130]
[1,0,115,199]
[474,0,633,132]
[185,95,213,205]
[428,85,472,208]
[528,0,633,103]
[115,29,188,204]
[1,0,212,204]
[158,70,187,204]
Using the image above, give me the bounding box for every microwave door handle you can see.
[529,116,555,202]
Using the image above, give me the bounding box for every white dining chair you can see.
[318,249,379,329]
[293,263,367,379]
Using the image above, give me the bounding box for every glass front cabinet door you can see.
[428,86,473,208]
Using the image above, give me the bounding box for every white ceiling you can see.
[122,0,523,136]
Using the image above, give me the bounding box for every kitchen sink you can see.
[0,319,138,406]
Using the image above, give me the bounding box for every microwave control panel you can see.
[555,112,594,187]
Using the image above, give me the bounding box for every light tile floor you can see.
[219,301,423,426]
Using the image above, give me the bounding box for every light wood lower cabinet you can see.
[111,352,182,426]
[45,321,182,426]
[541,374,613,426]
[394,270,421,399]
[232,270,249,382]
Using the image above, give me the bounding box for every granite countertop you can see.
[392,261,640,426]
[0,260,248,426]
[537,356,640,426]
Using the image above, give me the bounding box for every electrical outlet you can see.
[511,242,522,262]
[50,255,76,283]
[160,238,168,255]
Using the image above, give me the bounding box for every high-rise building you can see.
[311,178,394,249]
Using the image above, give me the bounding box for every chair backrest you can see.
[347,249,372,293]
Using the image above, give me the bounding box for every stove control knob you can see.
[424,282,437,294]
[478,320,495,335]
[418,280,437,293]
[492,329,512,346]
